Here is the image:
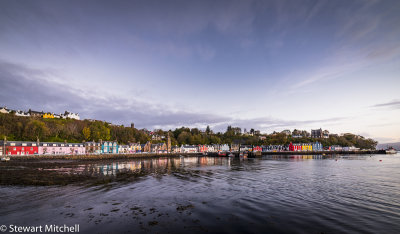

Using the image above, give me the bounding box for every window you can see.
[31,147,33,150]
[13,147,16,151]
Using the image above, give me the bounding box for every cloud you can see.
[210,116,347,133]
[371,100,400,109]
[0,60,348,132]
[0,60,230,128]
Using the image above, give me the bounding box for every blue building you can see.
[312,141,323,151]
[101,141,119,154]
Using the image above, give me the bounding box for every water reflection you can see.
[2,155,400,234]
[65,157,232,176]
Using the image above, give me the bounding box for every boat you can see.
[239,151,248,159]
[228,153,234,157]
[386,147,397,154]
[1,157,10,162]
[218,152,227,157]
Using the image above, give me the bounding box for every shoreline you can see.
[2,150,387,161]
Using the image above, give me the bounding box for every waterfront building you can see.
[230,144,239,152]
[101,141,119,154]
[289,142,295,151]
[253,146,262,152]
[142,142,151,152]
[240,145,252,152]
[212,144,221,152]
[84,141,101,154]
[343,146,359,151]
[180,145,198,153]
[290,143,300,151]
[39,142,85,155]
[220,144,230,152]
[0,141,38,155]
[312,142,323,151]
[330,145,343,151]
[119,145,129,154]
[172,146,181,153]
[198,145,208,152]
[264,145,285,151]
[129,143,141,153]
[151,143,167,153]
[302,143,313,151]
[207,145,215,152]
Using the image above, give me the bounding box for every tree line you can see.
[0,114,377,149]
[0,113,149,144]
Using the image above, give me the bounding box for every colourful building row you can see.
[288,142,323,151]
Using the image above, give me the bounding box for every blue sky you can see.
[0,0,399,143]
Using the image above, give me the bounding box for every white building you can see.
[207,145,215,152]
[61,111,80,120]
[0,107,10,114]
[119,145,129,154]
[180,145,198,153]
[15,110,30,117]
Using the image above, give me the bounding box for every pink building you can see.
[39,142,86,155]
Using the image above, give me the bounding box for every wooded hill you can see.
[0,113,378,149]
[0,113,150,144]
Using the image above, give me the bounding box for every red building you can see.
[289,142,302,151]
[289,142,294,151]
[198,145,208,152]
[253,146,262,152]
[2,141,38,155]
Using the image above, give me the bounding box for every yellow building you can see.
[301,144,313,151]
[129,143,142,153]
[43,113,55,118]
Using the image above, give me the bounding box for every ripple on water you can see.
[1,155,400,233]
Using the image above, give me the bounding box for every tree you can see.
[23,120,49,141]
[206,125,211,134]
[82,127,91,141]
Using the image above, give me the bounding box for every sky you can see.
[0,0,399,143]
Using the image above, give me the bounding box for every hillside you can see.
[0,113,378,149]
[0,113,150,144]
[377,142,400,150]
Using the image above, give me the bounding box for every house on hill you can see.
[61,111,80,120]
[28,109,44,117]
[15,110,30,117]
[0,107,10,114]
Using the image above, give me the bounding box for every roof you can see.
[181,145,197,148]
[1,141,38,146]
